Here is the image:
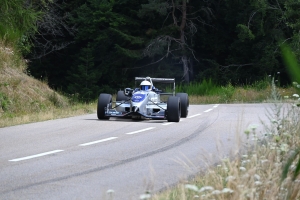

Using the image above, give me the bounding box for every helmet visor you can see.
[141,85,150,90]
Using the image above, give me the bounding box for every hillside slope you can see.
[0,43,69,126]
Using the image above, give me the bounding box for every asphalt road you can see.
[0,104,272,200]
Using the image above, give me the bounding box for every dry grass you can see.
[150,124,300,199]
[0,66,67,110]
[0,41,95,127]
[189,86,298,104]
[0,103,96,127]
[0,43,23,71]
[148,86,300,200]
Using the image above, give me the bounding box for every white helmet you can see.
[140,80,152,91]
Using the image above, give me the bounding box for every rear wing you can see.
[135,77,175,83]
[135,77,175,95]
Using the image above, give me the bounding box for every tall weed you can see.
[0,0,43,54]
[251,77,271,91]
[150,80,300,200]
[176,79,230,96]
[280,44,300,187]
[0,92,10,111]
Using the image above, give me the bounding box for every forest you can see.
[1,0,300,101]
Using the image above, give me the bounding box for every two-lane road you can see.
[0,104,271,200]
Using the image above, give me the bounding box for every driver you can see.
[140,80,152,91]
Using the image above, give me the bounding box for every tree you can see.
[193,0,292,85]
[29,0,76,59]
[283,0,300,57]
[66,45,100,101]
[66,0,146,97]
[26,0,300,93]
[138,0,207,83]
[243,0,300,85]
[0,0,42,52]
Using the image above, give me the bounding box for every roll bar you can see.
[135,77,175,95]
[135,77,175,83]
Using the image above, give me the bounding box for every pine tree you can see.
[68,0,146,92]
[67,45,100,101]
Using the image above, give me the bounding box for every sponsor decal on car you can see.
[132,94,146,102]
[107,109,121,115]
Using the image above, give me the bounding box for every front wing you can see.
[105,109,166,119]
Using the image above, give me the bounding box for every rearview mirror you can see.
[124,88,133,96]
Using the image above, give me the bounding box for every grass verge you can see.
[144,82,300,200]
[0,41,96,127]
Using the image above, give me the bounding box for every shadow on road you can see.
[83,118,167,124]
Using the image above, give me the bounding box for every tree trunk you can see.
[182,56,189,82]
[180,0,189,83]
[189,58,194,81]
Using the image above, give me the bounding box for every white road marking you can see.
[162,118,184,125]
[9,150,64,162]
[79,137,118,146]
[126,127,155,135]
[8,105,221,162]
[187,113,202,118]
[162,122,174,126]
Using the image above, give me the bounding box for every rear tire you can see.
[176,93,189,118]
[97,93,112,120]
[116,90,129,101]
[167,96,181,122]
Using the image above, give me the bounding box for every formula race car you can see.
[97,77,189,122]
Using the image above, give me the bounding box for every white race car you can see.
[97,77,189,122]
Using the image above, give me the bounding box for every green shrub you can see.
[0,0,42,52]
[48,91,67,108]
[0,92,10,111]
[176,79,220,96]
[219,83,235,103]
[252,77,270,91]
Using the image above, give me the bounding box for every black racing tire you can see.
[116,90,129,102]
[167,96,181,122]
[176,93,189,118]
[97,93,112,120]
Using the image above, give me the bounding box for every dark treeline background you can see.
[4,0,300,101]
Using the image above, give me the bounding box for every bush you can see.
[0,92,10,111]
[176,79,220,96]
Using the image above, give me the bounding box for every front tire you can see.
[97,93,112,120]
[116,90,129,102]
[176,93,189,118]
[167,96,181,122]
